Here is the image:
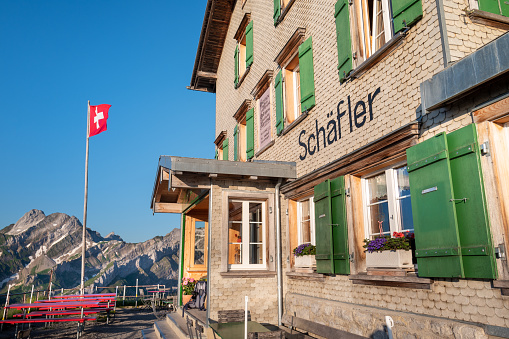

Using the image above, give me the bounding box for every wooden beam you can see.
[162,170,170,181]
[473,96,509,123]
[171,173,210,189]
[197,71,217,79]
[154,203,187,213]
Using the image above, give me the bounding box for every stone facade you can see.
[190,0,509,336]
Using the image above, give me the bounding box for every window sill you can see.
[281,111,308,136]
[467,9,509,29]
[349,273,433,289]
[235,66,251,89]
[275,0,297,27]
[220,270,276,278]
[287,271,325,282]
[348,30,407,81]
[255,140,275,157]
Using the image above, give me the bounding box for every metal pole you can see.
[48,282,52,300]
[114,286,118,313]
[135,279,138,308]
[1,284,11,330]
[123,285,126,306]
[28,285,34,315]
[81,100,90,295]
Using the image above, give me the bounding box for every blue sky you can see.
[0,1,215,243]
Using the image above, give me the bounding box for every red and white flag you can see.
[89,104,111,137]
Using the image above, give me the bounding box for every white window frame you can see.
[228,200,267,270]
[354,0,393,61]
[362,162,414,239]
[297,197,315,246]
[282,52,302,126]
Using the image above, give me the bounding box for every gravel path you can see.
[0,308,164,339]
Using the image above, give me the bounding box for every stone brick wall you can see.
[207,179,279,324]
[442,0,507,62]
[208,0,509,335]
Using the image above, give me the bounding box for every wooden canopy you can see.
[188,0,236,93]
[151,156,297,214]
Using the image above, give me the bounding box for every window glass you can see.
[228,201,243,265]
[396,166,414,231]
[284,54,301,125]
[300,200,311,244]
[249,202,263,264]
[194,221,205,265]
[365,166,414,238]
[228,200,266,268]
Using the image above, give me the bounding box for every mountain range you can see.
[0,209,180,296]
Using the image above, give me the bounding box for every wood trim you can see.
[171,173,210,189]
[346,175,366,274]
[281,111,308,136]
[281,122,419,199]
[349,274,433,289]
[214,131,227,146]
[233,99,253,122]
[154,203,186,213]
[251,70,274,99]
[274,28,306,67]
[349,31,406,79]
[288,199,298,269]
[473,96,509,123]
[234,13,251,41]
[235,65,251,89]
[275,0,297,27]
[220,271,276,278]
[255,140,275,158]
[286,272,325,281]
[468,9,509,30]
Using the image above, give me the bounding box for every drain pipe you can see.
[275,178,283,326]
[206,179,212,327]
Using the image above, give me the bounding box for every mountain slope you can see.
[0,210,180,294]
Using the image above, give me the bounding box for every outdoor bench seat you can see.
[13,308,112,317]
[0,317,97,324]
[281,314,366,339]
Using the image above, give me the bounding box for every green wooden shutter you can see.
[246,21,254,67]
[246,108,255,160]
[391,0,423,33]
[298,37,316,113]
[447,124,497,279]
[407,133,463,278]
[335,0,353,82]
[234,126,239,161]
[234,45,239,87]
[273,0,281,25]
[222,138,229,160]
[314,180,334,274]
[478,0,509,16]
[275,70,284,135]
[215,149,218,160]
[330,176,350,274]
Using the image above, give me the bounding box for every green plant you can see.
[363,232,413,253]
[182,277,196,295]
[293,243,316,257]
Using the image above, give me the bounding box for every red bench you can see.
[0,317,96,324]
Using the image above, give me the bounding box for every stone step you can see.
[165,312,209,339]
[141,327,159,339]
[154,318,181,339]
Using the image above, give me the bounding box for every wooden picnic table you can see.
[52,293,116,299]
[7,301,101,310]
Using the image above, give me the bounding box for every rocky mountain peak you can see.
[7,209,46,236]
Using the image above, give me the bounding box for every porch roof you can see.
[150,156,296,213]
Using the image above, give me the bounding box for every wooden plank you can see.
[162,170,170,181]
[171,173,210,189]
[366,268,408,276]
[347,175,366,275]
[349,274,432,283]
[473,96,509,123]
[154,203,186,213]
[288,200,298,269]
[197,71,217,79]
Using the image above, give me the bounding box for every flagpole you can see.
[81,100,90,295]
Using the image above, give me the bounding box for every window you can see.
[363,165,414,239]
[335,0,423,81]
[297,197,315,245]
[273,0,297,26]
[193,221,206,265]
[228,200,266,269]
[214,131,227,160]
[234,19,253,88]
[275,31,315,134]
[233,101,254,161]
[470,0,509,16]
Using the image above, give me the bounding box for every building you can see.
[151,0,509,337]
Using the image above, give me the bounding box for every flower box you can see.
[365,250,413,269]
[294,255,316,273]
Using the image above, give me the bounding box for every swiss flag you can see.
[89,104,111,137]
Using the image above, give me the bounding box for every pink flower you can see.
[182,280,188,286]
[190,278,195,282]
